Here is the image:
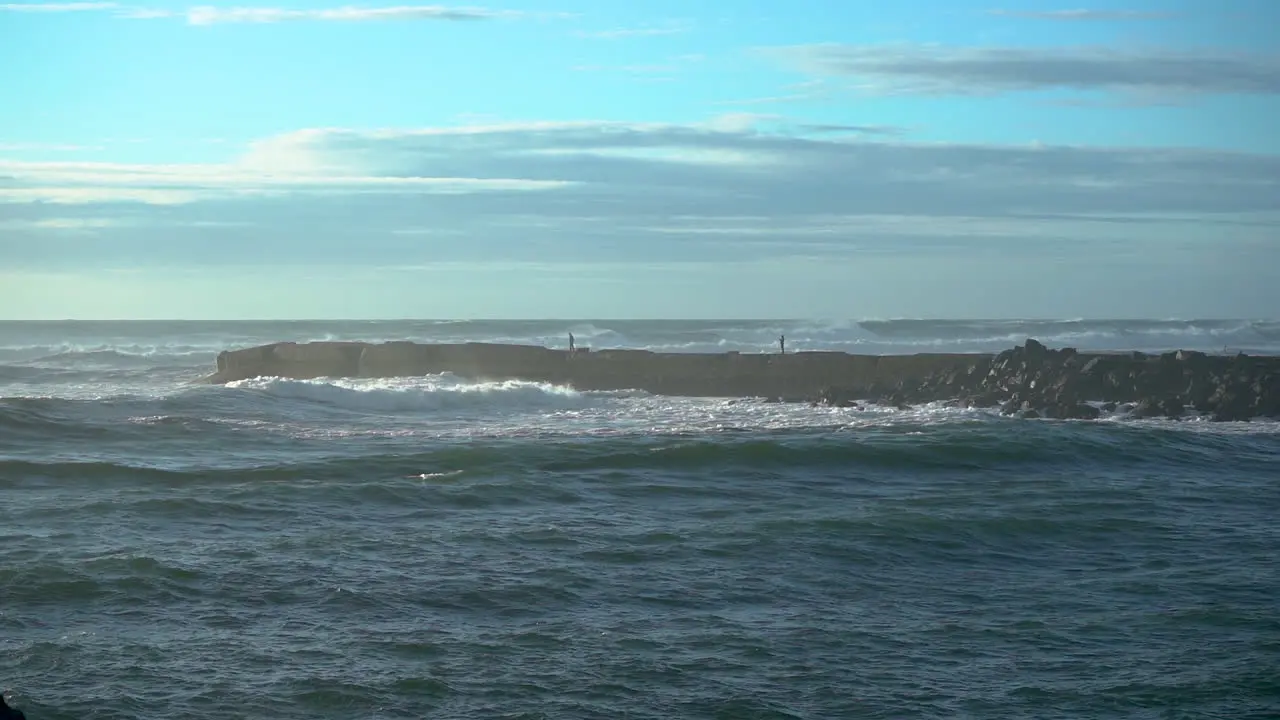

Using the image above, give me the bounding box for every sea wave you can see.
[0,343,221,363]
[223,375,597,415]
[4,418,1276,489]
[1,388,1276,453]
[3,320,1277,720]
[855,318,1279,351]
[30,349,217,366]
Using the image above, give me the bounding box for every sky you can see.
[1,0,1277,320]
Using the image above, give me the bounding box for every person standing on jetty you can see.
[779,335,786,354]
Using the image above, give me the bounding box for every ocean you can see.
[2,319,1278,719]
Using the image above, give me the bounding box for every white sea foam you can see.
[237,389,1278,444]
[224,374,596,415]
[0,344,221,365]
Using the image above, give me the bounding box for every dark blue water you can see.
[2,321,1278,719]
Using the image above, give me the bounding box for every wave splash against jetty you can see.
[206,338,1280,422]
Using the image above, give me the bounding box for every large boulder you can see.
[1131,396,1184,420]
[1208,385,1254,422]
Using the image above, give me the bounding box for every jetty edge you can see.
[204,338,1280,421]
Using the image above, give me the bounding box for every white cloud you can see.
[3,120,1276,214]
[0,119,1275,279]
[0,155,573,204]
[0,187,200,204]
[183,4,511,25]
[701,112,778,133]
[0,217,124,229]
[629,211,1280,243]
[798,123,904,136]
[1,3,547,23]
[0,2,116,11]
[766,43,1280,97]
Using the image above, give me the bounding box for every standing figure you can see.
[779,334,786,354]
[569,332,575,353]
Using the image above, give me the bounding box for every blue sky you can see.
[1,0,1277,319]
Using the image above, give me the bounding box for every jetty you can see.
[205,339,1280,421]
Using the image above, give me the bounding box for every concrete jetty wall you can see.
[206,338,1280,421]
[210,340,971,398]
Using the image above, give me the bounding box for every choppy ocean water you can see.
[2,319,1278,719]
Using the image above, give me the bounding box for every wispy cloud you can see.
[985,9,1172,21]
[1044,93,1192,108]
[799,123,904,136]
[766,44,1280,98]
[2,119,1276,289]
[4,120,1276,215]
[182,4,511,25]
[0,2,117,11]
[1,3,542,23]
[0,217,125,230]
[693,113,908,137]
[0,155,572,205]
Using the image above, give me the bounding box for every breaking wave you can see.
[224,375,596,415]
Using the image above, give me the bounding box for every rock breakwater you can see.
[819,339,1278,422]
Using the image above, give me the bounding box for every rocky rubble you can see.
[815,338,1280,421]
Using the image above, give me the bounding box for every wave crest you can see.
[224,375,593,415]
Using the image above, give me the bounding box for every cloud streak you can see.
[1,3,535,23]
[182,4,510,25]
[799,123,904,136]
[0,154,573,205]
[767,44,1280,97]
[0,2,116,10]
[1,119,1275,300]
[3,119,1275,217]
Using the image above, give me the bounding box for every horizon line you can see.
[0,317,1272,323]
